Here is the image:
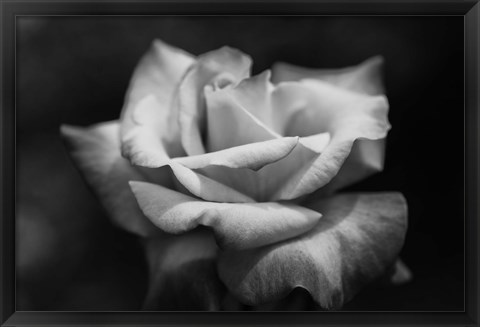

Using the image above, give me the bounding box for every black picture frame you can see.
[1,0,479,326]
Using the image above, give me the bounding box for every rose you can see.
[61,39,410,310]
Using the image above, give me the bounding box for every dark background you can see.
[16,16,464,311]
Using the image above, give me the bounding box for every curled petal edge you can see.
[129,181,322,250]
[217,192,408,309]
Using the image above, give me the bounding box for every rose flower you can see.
[61,40,410,310]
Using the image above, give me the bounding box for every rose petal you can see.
[62,120,254,230]
[277,80,390,139]
[177,46,252,155]
[142,228,225,310]
[203,69,300,137]
[266,57,388,195]
[204,80,280,152]
[207,70,284,135]
[269,81,390,200]
[129,181,322,250]
[217,192,407,309]
[174,137,299,171]
[120,95,173,168]
[298,133,331,153]
[60,121,162,237]
[167,163,254,203]
[192,132,329,201]
[120,39,195,166]
[270,56,387,194]
[272,55,385,95]
[313,138,386,196]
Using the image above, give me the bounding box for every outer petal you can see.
[142,229,225,310]
[60,121,162,237]
[129,181,322,250]
[312,138,386,196]
[120,40,195,166]
[271,55,385,96]
[270,80,390,200]
[120,95,174,168]
[177,46,252,155]
[218,192,407,309]
[270,57,388,195]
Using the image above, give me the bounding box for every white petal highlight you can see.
[204,81,279,152]
[272,55,385,96]
[269,81,390,200]
[120,39,195,166]
[177,46,252,155]
[315,138,386,196]
[174,137,299,171]
[121,95,172,167]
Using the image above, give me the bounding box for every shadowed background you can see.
[16,16,464,311]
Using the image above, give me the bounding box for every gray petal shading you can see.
[217,192,407,309]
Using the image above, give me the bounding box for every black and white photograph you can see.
[3,4,475,322]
